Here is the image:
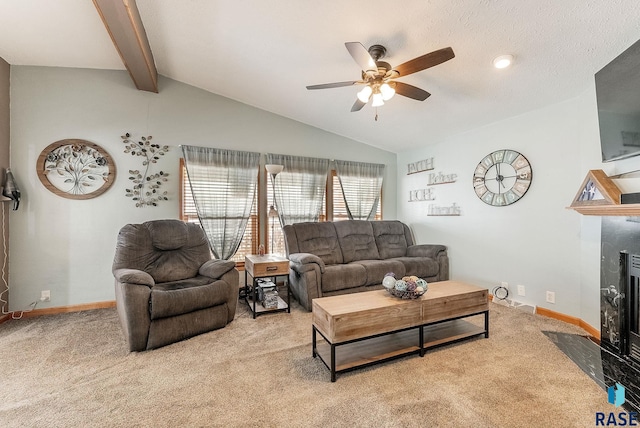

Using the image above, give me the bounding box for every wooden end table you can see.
[244,254,290,319]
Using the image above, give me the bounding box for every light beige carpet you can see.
[0,298,609,427]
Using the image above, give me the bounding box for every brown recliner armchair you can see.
[112,219,238,351]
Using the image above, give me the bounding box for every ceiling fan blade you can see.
[306,81,360,90]
[394,82,431,101]
[345,42,377,73]
[351,99,366,112]
[393,47,455,77]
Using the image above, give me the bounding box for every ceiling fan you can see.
[306,42,455,112]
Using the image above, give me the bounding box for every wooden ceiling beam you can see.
[93,0,158,93]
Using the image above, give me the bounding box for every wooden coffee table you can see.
[312,280,489,381]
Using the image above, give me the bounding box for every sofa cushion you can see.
[372,221,410,259]
[334,220,380,263]
[321,264,366,293]
[289,222,343,265]
[351,259,406,286]
[150,276,230,320]
[391,257,440,279]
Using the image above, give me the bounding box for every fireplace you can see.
[625,253,640,362]
[601,216,640,359]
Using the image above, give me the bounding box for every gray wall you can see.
[0,57,9,313]
[397,83,640,331]
[9,66,397,309]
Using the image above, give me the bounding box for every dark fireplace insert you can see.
[625,252,640,363]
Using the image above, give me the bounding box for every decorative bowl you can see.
[386,287,426,300]
[383,274,428,299]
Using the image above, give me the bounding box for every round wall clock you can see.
[36,139,116,200]
[472,149,532,206]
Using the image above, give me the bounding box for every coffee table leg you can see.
[419,326,425,357]
[484,310,490,338]
[312,326,317,358]
[331,344,336,382]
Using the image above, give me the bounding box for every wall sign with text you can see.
[407,158,434,175]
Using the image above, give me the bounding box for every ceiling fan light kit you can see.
[380,82,396,101]
[306,42,455,115]
[372,92,385,107]
[357,85,373,102]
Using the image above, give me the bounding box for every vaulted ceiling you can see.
[1,0,640,153]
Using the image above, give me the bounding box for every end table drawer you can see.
[251,261,289,276]
[245,254,290,277]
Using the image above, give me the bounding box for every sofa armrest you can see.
[289,252,326,274]
[113,268,155,287]
[406,244,447,259]
[199,259,236,279]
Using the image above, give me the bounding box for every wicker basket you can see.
[385,287,426,300]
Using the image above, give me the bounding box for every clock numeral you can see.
[482,192,494,205]
[475,185,488,197]
[513,155,529,169]
[474,164,487,176]
[515,166,532,181]
[504,150,518,164]
[482,155,493,168]
[514,180,529,194]
[473,176,485,187]
[491,150,505,164]
[493,195,505,206]
[505,190,519,202]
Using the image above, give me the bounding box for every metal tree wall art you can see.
[36,139,116,200]
[121,133,170,207]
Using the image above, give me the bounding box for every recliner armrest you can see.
[199,259,236,279]
[113,268,155,287]
[289,252,326,273]
[406,244,447,259]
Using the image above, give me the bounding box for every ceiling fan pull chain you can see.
[375,108,379,121]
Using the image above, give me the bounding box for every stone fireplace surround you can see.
[551,216,640,411]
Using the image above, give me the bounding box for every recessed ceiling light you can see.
[493,54,514,69]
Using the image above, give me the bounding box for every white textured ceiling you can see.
[1,0,640,153]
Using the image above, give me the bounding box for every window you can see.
[180,161,382,262]
[180,159,258,265]
[331,170,382,221]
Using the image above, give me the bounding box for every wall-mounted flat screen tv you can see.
[596,38,640,162]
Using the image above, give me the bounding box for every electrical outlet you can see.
[40,290,50,302]
[546,291,556,304]
[501,281,509,290]
[517,285,525,296]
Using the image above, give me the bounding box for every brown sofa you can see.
[112,219,239,351]
[282,220,449,311]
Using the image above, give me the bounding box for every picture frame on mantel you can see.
[568,169,640,216]
[36,139,116,200]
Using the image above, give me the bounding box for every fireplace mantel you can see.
[569,203,640,216]
[568,169,640,216]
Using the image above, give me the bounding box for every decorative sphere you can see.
[395,280,408,291]
[406,281,417,292]
[382,276,397,289]
[384,272,396,278]
[416,278,428,292]
[409,276,419,282]
[415,286,424,293]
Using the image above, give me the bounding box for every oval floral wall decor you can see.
[36,139,116,199]
[121,133,169,207]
